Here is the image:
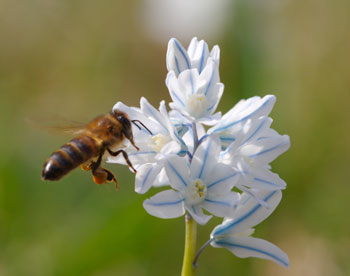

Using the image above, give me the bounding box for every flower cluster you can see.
[109,37,290,267]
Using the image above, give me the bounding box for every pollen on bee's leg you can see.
[81,161,94,171]
[92,169,107,185]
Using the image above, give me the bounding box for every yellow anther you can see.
[185,178,208,205]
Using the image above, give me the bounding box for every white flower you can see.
[166,38,223,124]
[208,95,277,148]
[108,97,186,194]
[143,135,240,225]
[203,95,290,202]
[210,190,289,268]
[108,36,290,270]
[166,37,220,76]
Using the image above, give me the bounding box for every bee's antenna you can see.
[132,120,153,135]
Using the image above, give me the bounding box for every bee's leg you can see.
[102,168,119,190]
[81,161,94,171]
[89,152,119,189]
[107,148,137,174]
[91,167,119,189]
[90,152,106,184]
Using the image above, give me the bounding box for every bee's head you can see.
[113,110,139,150]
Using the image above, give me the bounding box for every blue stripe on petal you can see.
[254,177,280,188]
[173,40,194,93]
[186,151,193,160]
[204,198,232,207]
[198,134,209,145]
[167,161,188,187]
[213,191,277,235]
[207,173,238,189]
[215,240,289,267]
[207,102,216,112]
[173,130,187,148]
[148,198,184,206]
[174,40,190,69]
[190,70,195,94]
[248,143,287,158]
[240,195,252,206]
[175,56,181,75]
[170,89,185,107]
[220,137,236,142]
[204,66,215,96]
[213,97,273,133]
[198,139,212,178]
[192,206,197,214]
[141,167,153,189]
[199,44,205,73]
[240,119,267,145]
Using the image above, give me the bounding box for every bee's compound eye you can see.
[117,115,131,128]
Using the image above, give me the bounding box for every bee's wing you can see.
[26,115,88,136]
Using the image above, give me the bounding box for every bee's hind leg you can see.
[92,167,119,190]
[88,152,119,189]
[102,168,119,190]
[107,148,137,174]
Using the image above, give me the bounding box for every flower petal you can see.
[160,141,181,156]
[140,97,168,133]
[210,45,220,65]
[166,71,186,108]
[197,111,222,126]
[203,192,240,218]
[212,236,289,268]
[239,117,273,146]
[241,135,290,164]
[166,38,191,76]
[164,155,190,190]
[153,167,169,187]
[206,163,239,193]
[199,58,220,97]
[186,204,212,225]
[240,167,287,190]
[177,68,202,96]
[205,83,224,116]
[143,190,185,219]
[187,37,210,73]
[190,134,221,180]
[211,190,282,236]
[209,95,276,134]
[124,149,157,164]
[135,163,162,194]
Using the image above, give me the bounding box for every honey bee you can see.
[42,110,151,188]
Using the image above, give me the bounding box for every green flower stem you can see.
[181,122,199,276]
[181,214,197,276]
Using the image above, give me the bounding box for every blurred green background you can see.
[1,0,349,275]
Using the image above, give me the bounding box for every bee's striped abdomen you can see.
[42,135,100,181]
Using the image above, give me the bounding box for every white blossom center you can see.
[148,133,171,152]
[184,178,208,205]
[186,94,208,118]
